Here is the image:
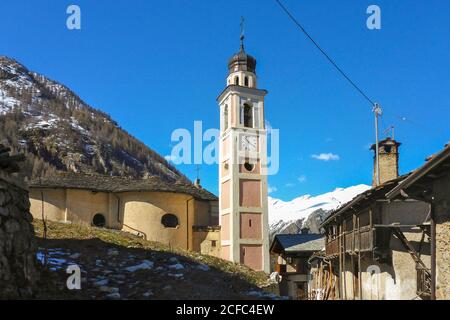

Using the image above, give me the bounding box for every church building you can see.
[28,34,271,274]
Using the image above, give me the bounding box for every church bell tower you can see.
[217,27,270,273]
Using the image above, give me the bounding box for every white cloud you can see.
[311,153,340,161]
[298,175,307,183]
[285,183,295,188]
[268,185,277,194]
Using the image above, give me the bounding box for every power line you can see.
[274,0,376,107]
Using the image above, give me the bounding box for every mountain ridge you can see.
[0,56,188,183]
[268,184,371,238]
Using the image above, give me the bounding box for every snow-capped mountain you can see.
[269,185,371,238]
[0,56,187,181]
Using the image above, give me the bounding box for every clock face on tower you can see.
[240,134,258,152]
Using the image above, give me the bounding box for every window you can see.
[234,76,239,85]
[243,104,253,128]
[223,105,229,131]
[211,240,217,247]
[161,214,179,228]
[92,213,106,228]
[244,162,255,172]
[244,76,249,87]
[249,219,252,227]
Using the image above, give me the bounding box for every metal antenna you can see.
[383,125,395,140]
[373,103,383,186]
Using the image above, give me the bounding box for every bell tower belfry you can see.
[217,27,270,273]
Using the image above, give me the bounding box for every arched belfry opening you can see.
[243,103,253,128]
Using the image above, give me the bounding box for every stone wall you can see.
[0,177,39,298]
[436,221,450,299]
[434,171,450,300]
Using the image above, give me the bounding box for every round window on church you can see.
[244,162,255,172]
[161,214,179,229]
[92,213,106,228]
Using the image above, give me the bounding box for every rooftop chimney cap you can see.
[370,137,401,151]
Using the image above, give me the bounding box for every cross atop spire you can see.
[240,16,245,51]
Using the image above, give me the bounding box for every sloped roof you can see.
[320,175,408,228]
[270,234,325,254]
[386,142,450,200]
[30,172,218,201]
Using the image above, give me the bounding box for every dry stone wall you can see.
[0,176,39,298]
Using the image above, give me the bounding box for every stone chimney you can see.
[371,137,401,186]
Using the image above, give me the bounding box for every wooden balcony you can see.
[325,227,374,257]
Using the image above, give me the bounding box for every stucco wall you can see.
[30,188,215,253]
[119,192,193,250]
[30,188,66,222]
[65,189,112,226]
[193,227,221,258]
[240,244,262,271]
[239,179,261,207]
[240,212,262,239]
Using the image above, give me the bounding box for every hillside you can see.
[0,56,186,182]
[33,220,278,300]
[268,185,371,238]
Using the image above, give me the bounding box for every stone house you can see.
[29,173,221,257]
[270,231,324,300]
[319,138,433,300]
[386,142,450,299]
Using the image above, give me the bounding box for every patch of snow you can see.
[244,290,279,299]
[105,293,121,299]
[26,116,59,131]
[93,279,109,287]
[196,264,210,272]
[168,263,184,270]
[69,253,81,259]
[125,260,154,272]
[143,291,154,297]
[107,248,119,256]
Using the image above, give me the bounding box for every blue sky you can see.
[1,0,448,200]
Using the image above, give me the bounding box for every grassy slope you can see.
[33,220,275,300]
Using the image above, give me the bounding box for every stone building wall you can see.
[434,172,450,300]
[0,176,39,298]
